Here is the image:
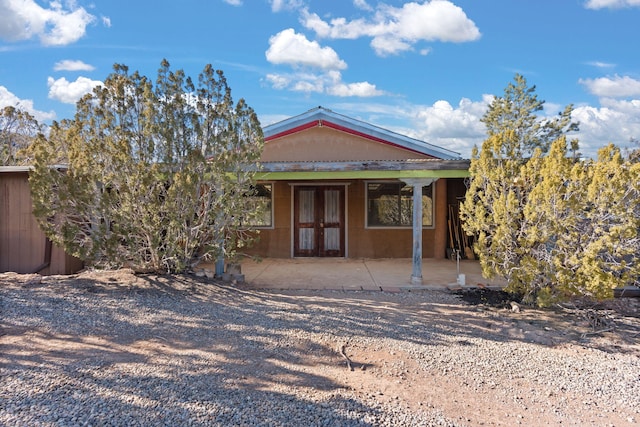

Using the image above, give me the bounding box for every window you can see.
[366,181,433,227]
[246,183,273,227]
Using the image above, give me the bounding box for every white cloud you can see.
[572,98,640,157]
[338,92,639,160]
[573,74,640,156]
[102,16,112,27]
[0,85,56,121]
[579,75,640,98]
[270,0,304,12]
[301,1,481,56]
[371,36,412,57]
[265,70,384,97]
[407,97,489,156]
[414,94,640,159]
[223,0,242,5]
[47,76,102,104]
[353,0,373,11]
[332,98,488,158]
[54,60,95,72]
[326,71,384,97]
[586,61,616,68]
[415,99,487,138]
[584,0,640,9]
[0,0,96,46]
[266,28,347,70]
[265,73,291,90]
[333,91,640,160]
[328,81,383,97]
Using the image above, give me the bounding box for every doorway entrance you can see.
[293,186,345,257]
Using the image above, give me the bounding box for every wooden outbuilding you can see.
[0,166,83,275]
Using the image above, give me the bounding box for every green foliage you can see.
[481,74,578,157]
[0,106,43,165]
[461,130,536,292]
[576,145,640,296]
[462,75,640,305]
[30,60,264,273]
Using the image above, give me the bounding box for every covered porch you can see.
[234,258,506,292]
[238,106,475,286]
[249,160,470,285]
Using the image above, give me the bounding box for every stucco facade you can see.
[244,107,469,272]
[247,178,461,259]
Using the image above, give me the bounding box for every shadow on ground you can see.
[1,270,639,425]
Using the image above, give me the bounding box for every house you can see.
[0,107,470,282]
[0,166,83,275]
[243,107,470,284]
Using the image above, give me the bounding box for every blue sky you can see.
[1,0,639,158]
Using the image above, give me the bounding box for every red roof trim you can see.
[264,119,435,158]
[264,120,319,141]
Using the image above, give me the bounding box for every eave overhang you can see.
[253,159,470,180]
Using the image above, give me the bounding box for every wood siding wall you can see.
[0,171,82,275]
[245,178,456,259]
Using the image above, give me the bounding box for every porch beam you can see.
[254,169,468,181]
[257,159,470,172]
[402,178,438,285]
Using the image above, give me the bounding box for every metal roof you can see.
[0,165,68,173]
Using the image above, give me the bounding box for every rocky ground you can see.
[1,270,639,426]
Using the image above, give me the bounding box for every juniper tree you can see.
[462,74,640,305]
[460,75,579,302]
[520,141,640,304]
[0,106,42,165]
[481,73,578,157]
[574,145,640,297]
[461,130,536,289]
[519,138,587,304]
[30,60,264,273]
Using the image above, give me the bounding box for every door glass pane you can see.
[324,189,339,223]
[324,228,340,251]
[299,229,314,250]
[299,190,314,223]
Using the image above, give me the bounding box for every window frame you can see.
[246,182,274,229]
[364,180,435,229]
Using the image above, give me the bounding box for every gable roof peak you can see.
[264,107,461,160]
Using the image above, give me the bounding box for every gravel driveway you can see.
[1,270,639,426]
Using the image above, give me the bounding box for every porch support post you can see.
[402,178,437,285]
[215,256,225,277]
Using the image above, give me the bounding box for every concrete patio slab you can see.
[227,258,506,292]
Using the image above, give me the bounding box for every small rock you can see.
[510,301,521,313]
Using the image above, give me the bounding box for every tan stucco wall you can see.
[262,126,432,162]
[346,179,445,258]
[245,179,452,259]
[246,181,292,258]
